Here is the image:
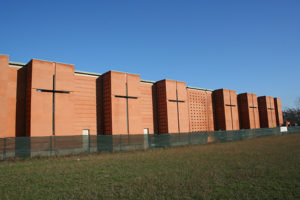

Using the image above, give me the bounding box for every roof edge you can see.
[187,86,212,92]
[8,61,212,91]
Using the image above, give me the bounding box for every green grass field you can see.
[0,134,299,200]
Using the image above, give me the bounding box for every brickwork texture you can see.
[0,55,284,137]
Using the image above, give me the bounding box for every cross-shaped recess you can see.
[249,95,258,128]
[225,91,237,129]
[168,83,185,133]
[268,107,275,126]
[225,104,236,107]
[36,75,70,135]
[114,75,138,134]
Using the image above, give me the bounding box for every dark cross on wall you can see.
[36,75,70,135]
[268,107,275,126]
[225,104,236,107]
[114,75,138,134]
[247,94,258,128]
[249,105,258,128]
[225,95,237,129]
[168,84,185,133]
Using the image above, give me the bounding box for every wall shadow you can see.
[96,76,103,135]
[15,67,27,137]
[152,83,159,134]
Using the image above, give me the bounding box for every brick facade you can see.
[213,89,240,131]
[0,55,8,138]
[0,55,285,137]
[274,98,284,126]
[156,80,189,133]
[25,60,75,137]
[187,89,214,132]
[258,96,277,128]
[238,93,260,129]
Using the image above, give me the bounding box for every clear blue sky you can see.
[1,0,299,108]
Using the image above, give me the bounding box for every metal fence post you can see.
[148,134,151,149]
[49,136,52,156]
[88,134,90,154]
[3,138,6,160]
[52,136,55,156]
[119,135,122,151]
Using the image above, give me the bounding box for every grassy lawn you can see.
[0,134,299,200]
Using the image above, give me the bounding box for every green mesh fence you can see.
[0,126,299,160]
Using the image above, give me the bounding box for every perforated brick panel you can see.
[188,89,214,132]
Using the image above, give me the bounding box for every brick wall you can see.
[26,60,75,137]
[187,89,214,132]
[140,82,155,134]
[0,55,8,138]
[258,96,277,128]
[238,93,260,129]
[0,56,286,137]
[274,98,283,126]
[156,80,189,133]
[73,74,98,135]
[213,89,239,130]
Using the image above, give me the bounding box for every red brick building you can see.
[0,55,284,137]
[274,98,284,126]
[258,96,277,128]
[213,89,240,131]
[238,93,260,129]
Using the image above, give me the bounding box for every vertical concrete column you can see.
[213,89,240,131]
[274,97,283,126]
[156,79,189,134]
[0,55,9,138]
[238,93,260,129]
[258,96,277,128]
